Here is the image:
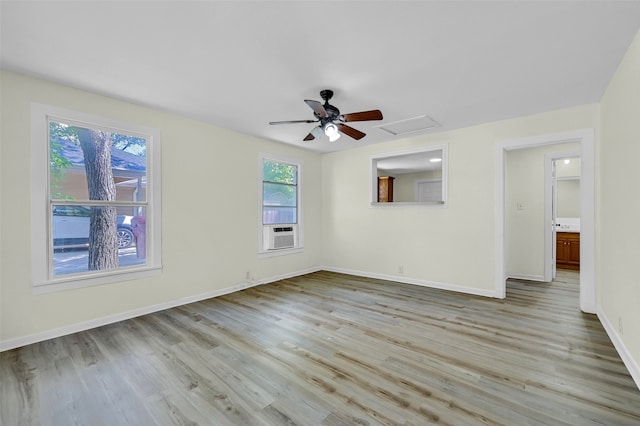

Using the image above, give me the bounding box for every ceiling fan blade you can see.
[341,109,383,122]
[304,99,328,118]
[269,119,317,125]
[336,123,366,140]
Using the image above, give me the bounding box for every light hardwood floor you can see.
[2,270,639,425]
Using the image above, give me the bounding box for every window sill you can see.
[370,201,446,207]
[32,265,162,294]
[257,246,304,258]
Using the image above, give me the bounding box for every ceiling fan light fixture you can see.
[324,123,341,142]
[311,126,324,140]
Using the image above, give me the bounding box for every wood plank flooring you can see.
[2,270,640,425]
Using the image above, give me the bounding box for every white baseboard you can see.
[322,266,501,299]
[597,307,640,391]
[0,266,322,352]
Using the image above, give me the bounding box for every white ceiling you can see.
[2,1,640,153]
[377,149,443,175]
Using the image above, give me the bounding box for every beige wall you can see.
[505,143,579,279]
[322,104,599,294]
[556,179,580,218]
[0,71,323,344]
[599,31,640,374]
[394,170,442,202]
[556,157,581,178]
[555,157,581,218]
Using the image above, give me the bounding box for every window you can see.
[263,159,298,224]
[259,155,302,254]
[31,104,161,292]
[370,145,448,206]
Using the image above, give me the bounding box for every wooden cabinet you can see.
[556,232,580,270]
[377,176,395,202]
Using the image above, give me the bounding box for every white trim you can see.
[369,201,445,208]
[578,133,596,313]
[556,176,580,181]
[257,247,304,258]
[597,307,640,391]
[323,266,501,299]
[30,103,162,291]
[495,129,595,312]
[545,154,556,281]
[32,266,162,294]
[369,144,448,206]
[1,266,322,352]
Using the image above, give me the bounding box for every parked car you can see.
[53,205,135,249]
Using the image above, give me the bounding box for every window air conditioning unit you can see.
[264,225,297,250]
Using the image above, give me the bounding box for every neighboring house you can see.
[54,138,146,216]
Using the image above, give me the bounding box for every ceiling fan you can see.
[269,89,383,142]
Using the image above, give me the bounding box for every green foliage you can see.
[262,161,297,211]
[112,133,146,156]
[49,122,75,199]
[263,160,297,184]
[49,121,78,141]
[50,120,146,156]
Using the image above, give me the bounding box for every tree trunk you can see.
[77,128,118,271]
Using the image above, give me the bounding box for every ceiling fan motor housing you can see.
[322,104,340,120]
[318,89,340,125]
[320,89,334,102]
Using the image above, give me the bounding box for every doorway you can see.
[495,129,595,313]
[549,155,581,278]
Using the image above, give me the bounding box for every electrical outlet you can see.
[245,270,251,280]
[619,317,624,336]
[398,265,404,274]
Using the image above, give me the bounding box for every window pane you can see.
[263,160,297,184]
[49,121,147,202]
[263,182,297,207]
[52,205,146,276]
[263,207,297,224]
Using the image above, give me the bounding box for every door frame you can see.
[495,129,595,313]
[545,152,580,281]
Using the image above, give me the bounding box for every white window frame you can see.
[30,103,162,293]
[258,153,303,256]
